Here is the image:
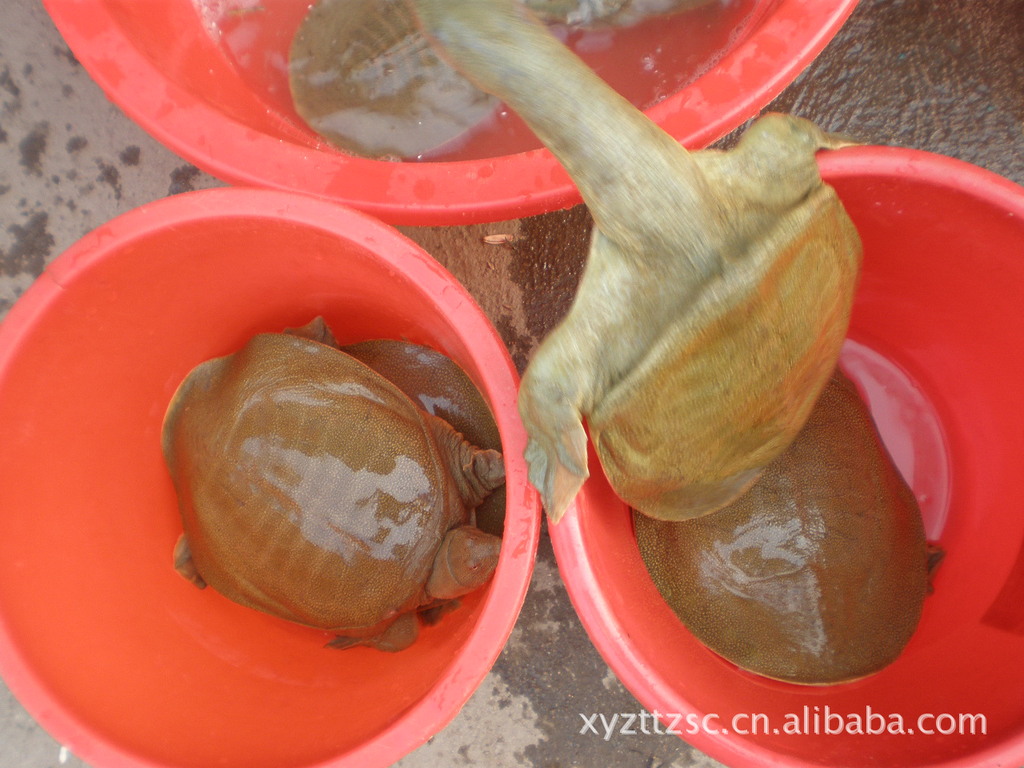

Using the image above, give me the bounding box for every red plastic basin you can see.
[42,0,857,225]
[550,147,1024,768]
[0,189,540,768]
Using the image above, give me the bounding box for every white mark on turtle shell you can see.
[418,393,458,415]
[240,436,434,564]
[700,515,828,655]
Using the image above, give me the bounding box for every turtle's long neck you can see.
[413,0,720,261]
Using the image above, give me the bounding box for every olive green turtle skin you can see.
[635,370,930,685]
[162,321,505,652]
[288,0,713,159]
[411,0,862,522]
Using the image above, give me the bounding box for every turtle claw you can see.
[325,635,362,650]
[173,534,207,589]
[822,131,862,151]
[518,354,590,522]
[283,316,339,349]
[522,424,588,524]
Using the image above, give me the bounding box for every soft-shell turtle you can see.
[162,321,505,651]
[412,0,862,522]
[289,0,713,159]
[342,337,506,538]
[635,370,932,684]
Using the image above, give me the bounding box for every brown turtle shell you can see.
[163,331,489,638]
[635,369,930,685]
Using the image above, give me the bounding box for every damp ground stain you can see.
[18,121,48,175]
[2,211,54,276]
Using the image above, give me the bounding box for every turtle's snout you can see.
[457,528,502,582]
[426,525,502,600]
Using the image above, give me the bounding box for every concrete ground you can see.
[1,0,1021,766]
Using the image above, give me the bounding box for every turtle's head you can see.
[426,525,502,600]
[745,112,860,154]
[730,113,860,210]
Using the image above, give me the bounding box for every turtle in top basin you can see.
[288,0,715,159]
[162,319,505,651]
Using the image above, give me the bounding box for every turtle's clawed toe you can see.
[173,534,207,589]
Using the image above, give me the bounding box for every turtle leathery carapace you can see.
[162,319,505,651]
[635,369,935,684]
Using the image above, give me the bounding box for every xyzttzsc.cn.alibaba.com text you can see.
[579,707,987,741]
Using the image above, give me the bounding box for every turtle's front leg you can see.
[518,361,590,523]
[519,229,668,522]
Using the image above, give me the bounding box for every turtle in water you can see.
[162,319,505,651]
[410,0,862,522]
[635,369,938,684]
[288,0,715,159]
[288,318,506,537]
[342,336,506,538]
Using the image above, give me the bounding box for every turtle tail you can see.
[425,413,505,510]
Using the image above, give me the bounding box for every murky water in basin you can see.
[192,0,759,161]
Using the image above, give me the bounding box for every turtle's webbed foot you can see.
[424,413,505,509]
[456,444,505,510]
[523,430,588,524]
[518,376,589,523]
[470,448,506,495]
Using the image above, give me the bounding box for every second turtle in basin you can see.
[635,369,937,685]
